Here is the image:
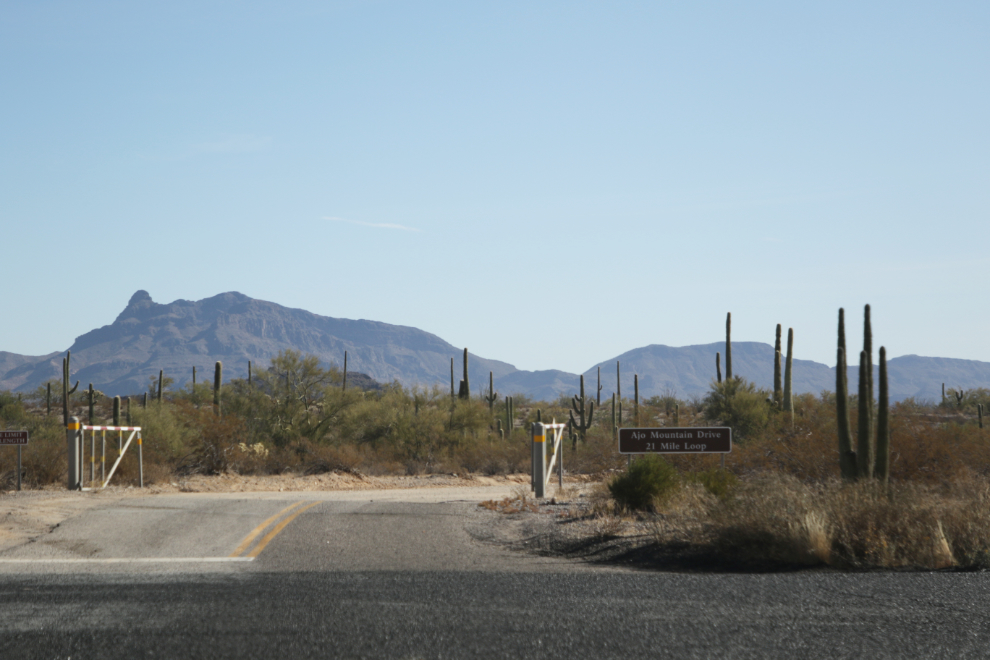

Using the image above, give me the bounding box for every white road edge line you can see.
[0,557,255,563]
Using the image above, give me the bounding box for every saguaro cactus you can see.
[634,374,640,426]
[836,309,856,481]
[597,367,603,406]
[504,396,514,438]
[783,328,794,416]
[248,360,253,386]
[673,403,680,427]
[157,370,164,404]
[875,347,890,482]
[716,352,722,384]
[725,313,733,380]
[955,389,965,408]
[611,393,617,436]
[450,359,455,401]
[113,396,121,427]
[857,350,873,479]
[484,371,499,413]
[88,383,95,425]
[62,351,79,426]
[342,352,348,391]
[773,324,782,406]
[213,361,222,415]
[569,375,595,448]
[979,403,984,429]
[458,348,470,400]
[46,383,52,415]
[126,397,132,425]
[192,366,197,403]
[616,361,622,425]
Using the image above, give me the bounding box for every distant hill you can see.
[1,291,988,403]
[583,342,834,402]
[0,291,516,396]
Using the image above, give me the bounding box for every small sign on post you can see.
[618,427,731,454]
[1,431,28,492]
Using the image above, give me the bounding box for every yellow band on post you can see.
[67,422,81,430]
[137,438,142,445]
[533,435,545,443]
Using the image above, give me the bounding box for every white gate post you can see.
[532,422,547,498]
[66,416,81,490]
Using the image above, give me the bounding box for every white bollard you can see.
[66,416,82,490]
[532,422,546,498]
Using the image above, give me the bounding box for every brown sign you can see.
[0,431,28,446]
[618,427,731,454]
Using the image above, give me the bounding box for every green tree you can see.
[702,378,772,440]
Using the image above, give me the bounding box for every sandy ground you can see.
[0,471,534,553]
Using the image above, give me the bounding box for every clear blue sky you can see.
[2,1,987,373]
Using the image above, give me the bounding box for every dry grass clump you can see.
[710,473,990,569]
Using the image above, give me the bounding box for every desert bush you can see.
[708,473,990,569]
[608,455,680,511]
[702,377,772,440]
[685,468,738,501]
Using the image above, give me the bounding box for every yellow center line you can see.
[245,501,322,558]
[230,501,308,557]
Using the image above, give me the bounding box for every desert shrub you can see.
[175,404,250,475]
[685,468,738,501]
[707,473,990,569]
[702,377,772,440]
[608,455,680,511]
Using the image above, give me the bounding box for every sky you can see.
[1,1,987,374]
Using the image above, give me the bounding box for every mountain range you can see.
[1,290,988,403]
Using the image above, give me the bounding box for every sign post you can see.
[1,430,29,491]
[618,427,732,455]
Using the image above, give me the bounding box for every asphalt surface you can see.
[1,487,989,658]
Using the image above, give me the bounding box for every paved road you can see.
[1,487,989,658]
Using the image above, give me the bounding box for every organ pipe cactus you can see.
[213,361,222,415]
[569,375,595,449]
[836,305,893,483]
